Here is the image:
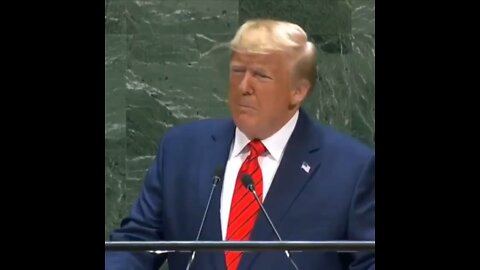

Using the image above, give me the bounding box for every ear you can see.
[291,78,310,106]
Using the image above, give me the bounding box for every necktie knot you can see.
[248,139,266,158]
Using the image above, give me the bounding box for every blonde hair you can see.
[230,19,317,90]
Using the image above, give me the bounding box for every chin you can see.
[233,114,260,139]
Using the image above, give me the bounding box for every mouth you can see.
[238,104,256,111]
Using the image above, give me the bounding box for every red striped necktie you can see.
[225,139,267,270]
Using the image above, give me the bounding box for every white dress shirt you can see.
[220,110,299,240]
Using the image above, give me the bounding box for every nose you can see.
[238,72,253,95]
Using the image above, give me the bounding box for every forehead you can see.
[230,51,290,70]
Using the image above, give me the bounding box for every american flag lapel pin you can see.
[301,161,311,173]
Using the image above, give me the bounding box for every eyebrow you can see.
[230,62,245,68]
[230,63,271,75]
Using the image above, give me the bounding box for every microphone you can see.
[185,167,224,270]
[241,174,300,270]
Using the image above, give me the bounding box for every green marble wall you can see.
[105,0,374,267]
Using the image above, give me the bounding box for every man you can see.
[106,19,375,270]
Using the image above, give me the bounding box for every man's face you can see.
[228,51,300,139]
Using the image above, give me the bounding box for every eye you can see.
[231,67,245,74]
[254,72,271,79]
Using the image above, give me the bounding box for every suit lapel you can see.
[196,119,235,270]
[239,109,322,270]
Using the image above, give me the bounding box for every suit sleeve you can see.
[348,154,375,270]
[105,136,169,270]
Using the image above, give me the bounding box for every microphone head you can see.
[241,174,255,191]
[213,167,225,184]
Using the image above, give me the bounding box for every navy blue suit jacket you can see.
[106,109,375,270]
